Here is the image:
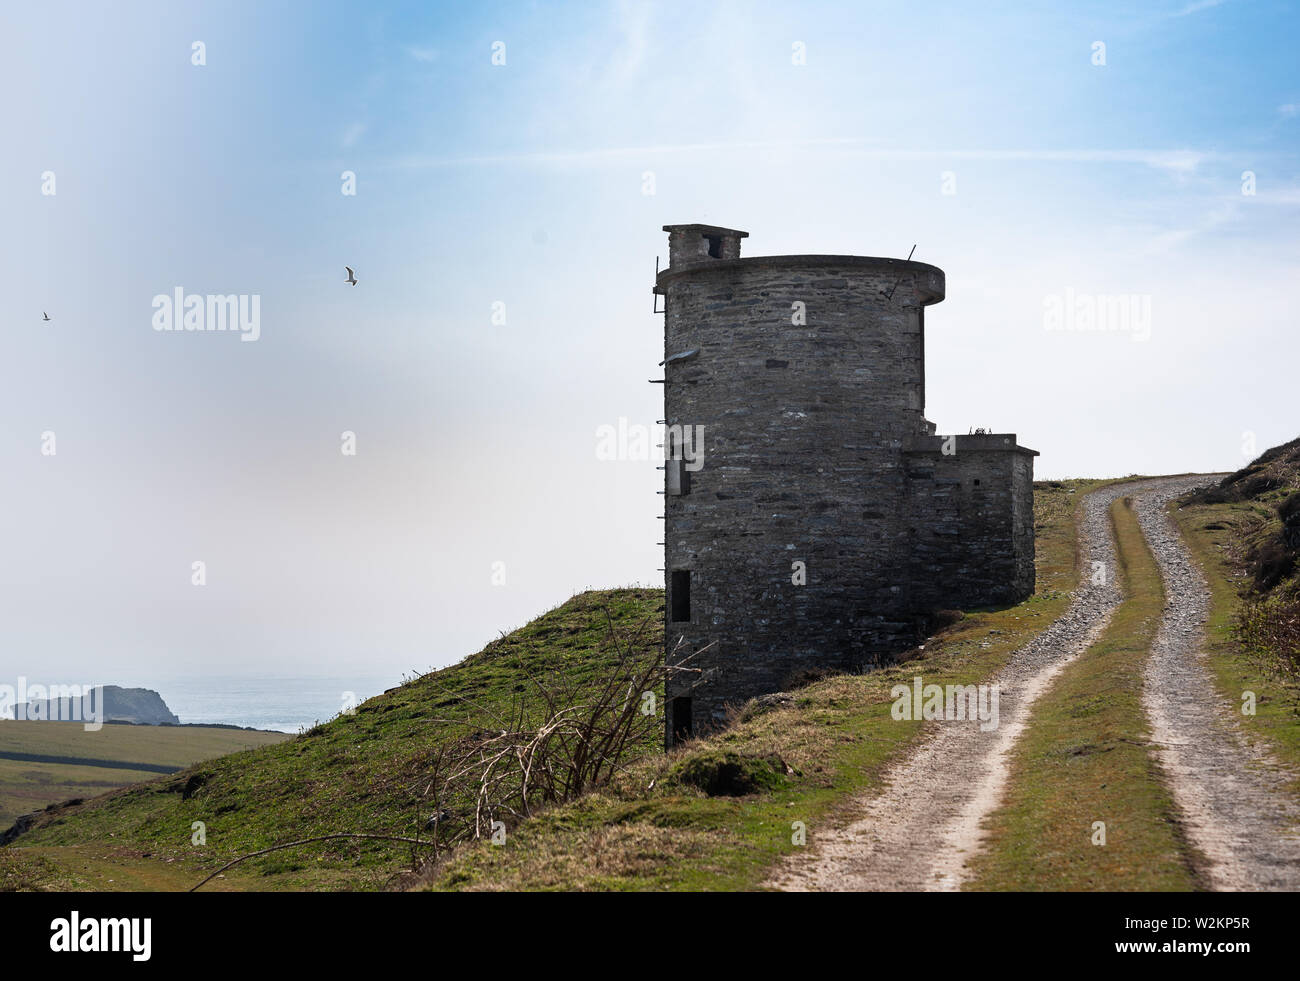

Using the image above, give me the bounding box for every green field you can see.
[0,722,290,829]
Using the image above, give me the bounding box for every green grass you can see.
[2,590,666,891]
[0,760,175,830]
[1171,498,1300,791]
[0,723,290,828]
[0,720,286,769]
[965,496,1201,891]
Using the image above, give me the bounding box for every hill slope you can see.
[1181,436,1300,669]
[1,589,664,890]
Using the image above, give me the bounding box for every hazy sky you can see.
[2,0,1296,685]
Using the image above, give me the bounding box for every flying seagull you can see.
[42,312,50,321]
[345,266,358,286]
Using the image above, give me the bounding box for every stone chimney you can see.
[662,223,748,269]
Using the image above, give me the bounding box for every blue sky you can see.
[1,0,1297,686]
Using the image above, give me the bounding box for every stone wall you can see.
[656,224,1036,745]
[901,435,1038,609]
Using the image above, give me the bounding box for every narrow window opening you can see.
[670,570,691,622]
[705,235,723,258]
[666,459,691,495]
[973,478,981,486]
[671,697,694,742]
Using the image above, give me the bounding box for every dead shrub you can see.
[416,615,706,853]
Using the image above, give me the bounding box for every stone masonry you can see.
[654,223,1037,747]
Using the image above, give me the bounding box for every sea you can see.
[147,674,403,733]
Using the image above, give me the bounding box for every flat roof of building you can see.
[662,223,750,238]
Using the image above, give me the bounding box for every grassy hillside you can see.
[0,722,289,828]
[2,590,664,891]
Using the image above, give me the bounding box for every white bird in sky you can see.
[345,266,358,286]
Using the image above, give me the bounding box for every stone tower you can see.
[654,223,1038,746]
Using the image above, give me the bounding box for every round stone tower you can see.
[655,222,1014,745]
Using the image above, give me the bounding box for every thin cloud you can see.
[606,0,651,83]
[342,122,367,149]
[372,140,1218,175]
[1170,0,1231,17]
[1139,198,1241,255]
[1255,185,1300,204]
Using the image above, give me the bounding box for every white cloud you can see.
[608,0,651,82]
[405,45,438,63]
[342,121,367,149]
[373,140,1217,175]
[1256,185,1300,205]
[1170,0,1231,17]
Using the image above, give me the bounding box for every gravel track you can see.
[1135,486,1300,891]
[768,476,1211,891]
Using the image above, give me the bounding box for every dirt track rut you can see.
[768,475,1217,891]
[1136,486,1300,890]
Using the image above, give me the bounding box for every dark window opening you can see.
[671,697,694,742]
[705,235,723,258]
[670,570,691,622]
[973,478,981,486]
[666,459,691,496]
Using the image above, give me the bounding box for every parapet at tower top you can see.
[658,223,945,305]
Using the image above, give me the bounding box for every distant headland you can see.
[12,685,179,726]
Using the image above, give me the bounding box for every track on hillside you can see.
[1136,487,1300,891]
[768,475,1213,892]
